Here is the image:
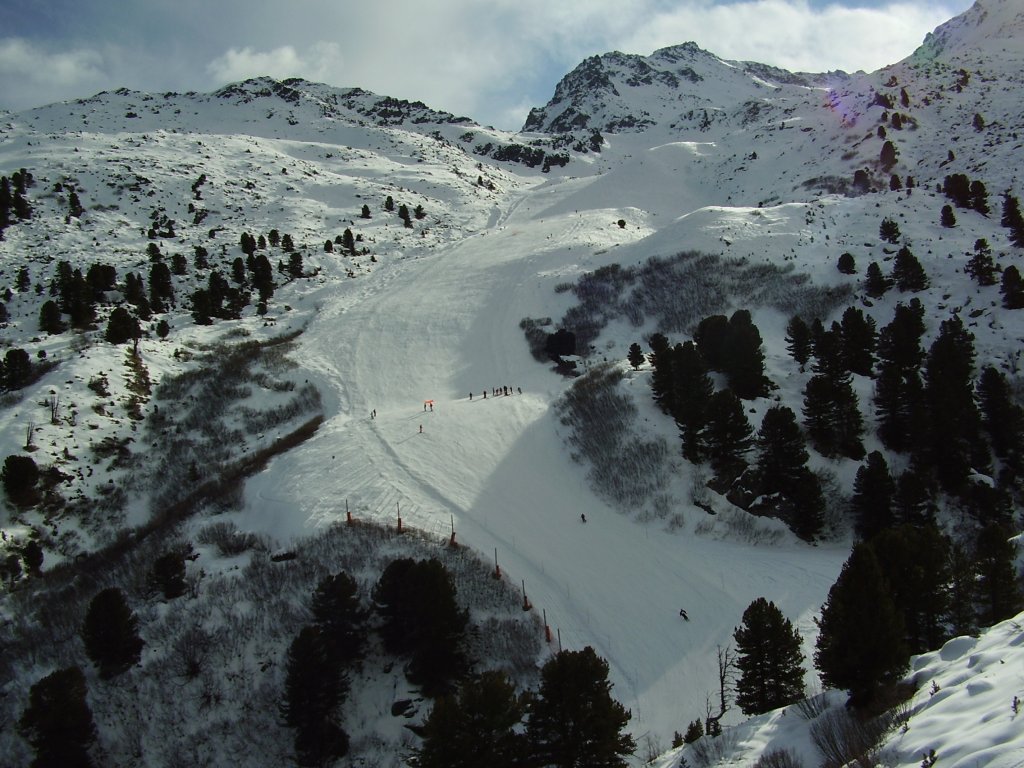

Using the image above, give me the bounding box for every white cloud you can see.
[206,42,346,86]
[0,38,107,108]
[617,1,965,73]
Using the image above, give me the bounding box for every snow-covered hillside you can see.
[1,0,1022,765]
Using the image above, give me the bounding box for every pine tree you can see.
[937,546,972,640]
[2,454,39,506]
[19,666,97,768]
[803,374,839,456]
[3,347,33,391]
[879,217,901,244]
[373,558,469,697]
[723,310,769,399]
[839,306,876,377]
[1000,192,1024,247]
[384,195,395,212]
[626,342,645,370]
[411,671,528,768]
[281,626,349,766]
[38,300,64,335]
[921,315,988,494]
[966,238,998,286]
[754,406,809,498]
[1001,265,1024,309]
[399,204,412,228]
[880,140,898,170]
[360,204,371,219]
[81,587,143,678]
[693,314,729,372]
[733,598,805,715]
[814,543,909,707]
[977,366,1024,469]
[970,180,990,215]
[836,252,856,274]
[864,261,889,298]
[892,245,928,291]
[526,646,636,768]
[894,468,936,527]
[311,572,367,665]
[973,523,1024,628]
[869,525,951,653]
[105,306,140,345]
[787,469,826,542]
[943,173,971,208]
[874,302,927,451]
[705,389,753,484]
[683,719,704,744]
[941,204,957,228]
[784,315,812,370]
[850,451,896,540]
[339,228,356,256]
[671,341,714,462]
[149,551,187,599]
[804,323,865,460]
[647,333,675,414]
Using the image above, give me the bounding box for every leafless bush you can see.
[795,689,831,721]
[810,707,892,768]
[195,521,266,556]
[555,251,851,350]
[754,747,804,768]
[170,626,217,680]
[694,508,785,546]
[689,728,740,768]
[556,364,670,509]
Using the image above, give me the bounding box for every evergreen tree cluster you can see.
[412,646,635,768]
[942,173,990,216]
[815,521,1022,707]
[644,332,755,485]
[1001,191,1024,248]
[0,169,34,238]
[694,310,771,400]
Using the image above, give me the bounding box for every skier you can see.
[419,424,423,434]
[581,513,587,524]
[679,609,689,621]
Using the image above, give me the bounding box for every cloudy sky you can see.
[0,0,973,130]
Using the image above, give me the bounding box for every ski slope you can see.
[240,172,848,745]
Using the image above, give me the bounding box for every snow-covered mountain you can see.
[1,1,1022,766]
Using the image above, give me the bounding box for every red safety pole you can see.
[396,501,403,533]
[346,499,352,525]
[493,548,501,579]
[522,579,532,611]
[543,609,552,643]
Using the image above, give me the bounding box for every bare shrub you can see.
[195,521,265,556]
[170,627,217,680]
[754,748,804,768]
[555,364,670,510]
[810,707,892,768]
[554,251,852,352]
[519,317,553,361]
[795,689,831,721]
[689,728,740,768]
